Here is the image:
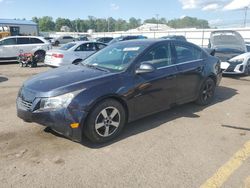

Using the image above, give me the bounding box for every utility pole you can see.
[107,18,110,32]
[244,6,248,27]
[156,14,159,30]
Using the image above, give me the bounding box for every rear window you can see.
[30,38,44,44]
[59,43,76,50]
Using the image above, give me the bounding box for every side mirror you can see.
[135,63,155,74]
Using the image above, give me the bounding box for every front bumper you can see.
[16,97,87,142]
[221,61,245,74]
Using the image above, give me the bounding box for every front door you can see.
[132,42,178,118]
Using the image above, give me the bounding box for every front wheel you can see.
[196,77,216,106]
[84,99,126,143]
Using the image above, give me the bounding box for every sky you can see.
[0,0,250,27]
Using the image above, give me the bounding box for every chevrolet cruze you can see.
[17,39,222,143]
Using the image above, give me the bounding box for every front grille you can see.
[225,64,236,72]
[18,98,32,110]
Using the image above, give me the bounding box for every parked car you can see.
[51,35,76,46]
[221,52,250,75]
[208,30,247,72]
[44,37,54,43]
[108,35,147,45]
[17,39,222,143]
[161,35,187,41]
[44,41,107,67]
[0,36,51,63]
[95,37,114,44]
[245,42,250,52]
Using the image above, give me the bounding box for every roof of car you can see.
[69,41,107,45]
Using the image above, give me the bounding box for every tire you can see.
[34,50,46,62]
[54,41,59,46]
[72,59,82,65]
[84,99,126,143]
[244,65,250,76]
[195,77,216,106]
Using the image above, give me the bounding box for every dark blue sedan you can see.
[17,39,222,143]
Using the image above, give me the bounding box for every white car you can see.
[0,36,51,62]
[51,36,76,46]
[44,41,107,67]
[221,52,250,75]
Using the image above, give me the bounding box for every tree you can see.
[55,18,72,31]
[168,16,210,29]
[38,16,55,31]
[128,17,141,29]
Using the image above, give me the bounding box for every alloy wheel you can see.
[95,107,121,137]
[202,81,214,101]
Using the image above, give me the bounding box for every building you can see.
[128,23,173,32]
[0,19,39,36]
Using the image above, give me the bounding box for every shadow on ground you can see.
[0,76,8,83]
[44,85,238,148]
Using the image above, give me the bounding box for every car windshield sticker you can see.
[123,47,140,52]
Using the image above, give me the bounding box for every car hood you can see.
[229,52,250,61]
[23,65,113,97]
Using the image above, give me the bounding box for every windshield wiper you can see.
[82,63,109,72]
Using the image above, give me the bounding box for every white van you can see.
[0,36,52,62]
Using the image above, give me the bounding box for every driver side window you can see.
[140,43,172,69]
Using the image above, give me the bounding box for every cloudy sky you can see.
[0,0,249,27]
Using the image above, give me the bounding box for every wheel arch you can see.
[81,95,129,130]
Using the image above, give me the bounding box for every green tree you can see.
[38,16,55,31]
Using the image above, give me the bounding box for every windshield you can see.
[81,42,149,72]
[59,42,76,50]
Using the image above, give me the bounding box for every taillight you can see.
[52,53,64,58]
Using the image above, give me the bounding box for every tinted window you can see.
[0,38,17,45]
[63,36,73,39]
[59,43,76,50]
[174,43,203,64]
[17,38,30,45]
[140,43,173,68]
[75,43,96,51]
[95,43,106,50]
[30,38,44,44]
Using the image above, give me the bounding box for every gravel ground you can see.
[0,63,249,188]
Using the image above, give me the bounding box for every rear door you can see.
[16,37,32,54]
[173,41,205,103]
[74,43,97,59]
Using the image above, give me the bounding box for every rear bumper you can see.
[16,100,87,142]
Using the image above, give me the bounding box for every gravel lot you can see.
[0,63,249,188]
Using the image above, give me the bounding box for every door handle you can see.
[166,75,176,80]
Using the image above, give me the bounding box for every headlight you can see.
[229,58,244,64]
[39,90,84,111]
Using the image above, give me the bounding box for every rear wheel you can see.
[54,41,59,46]
[84,99,126,143]
[196,77,216,106]
[34,50,46,62]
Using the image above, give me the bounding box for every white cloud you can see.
[179,0,238,11]
[209,19,223,25]
[202,3,220,11]
[0,0,4,2]
[224,0,250,10]
[110,3,119,11]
